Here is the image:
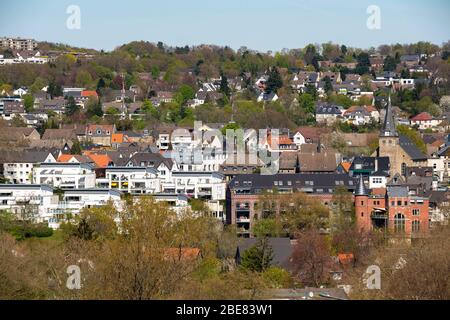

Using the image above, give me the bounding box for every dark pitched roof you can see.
[315,103,342,115]
[380,96,398,137]
[355,175,368,196]
[236,238,293,271]
[399,135,427,161]
[126,152,174,170]
[229,173,356,194]
[350,156,390,173]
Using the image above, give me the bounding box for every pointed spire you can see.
[355,175,368,196]
[380,93,398,137]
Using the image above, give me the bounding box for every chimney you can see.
[374,158,378,172]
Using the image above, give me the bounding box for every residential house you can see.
[410,112,443,130]
[315,103,343,124]
[33,162,96,189]
[3,150,57,184]
[84,124,116,146]
[2,100,25,120]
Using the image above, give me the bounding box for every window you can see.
[394,214,406,233]
[412,220,420,232]
[401,163,407,176]
[412,209,420,216]
[373,178,382,184]
[397,201,402,206]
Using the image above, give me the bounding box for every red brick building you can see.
[226,173,357,237]
[355,176,429,238]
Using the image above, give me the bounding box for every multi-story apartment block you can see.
[0,184,55,222]
[97,167,161,194]
[0,185,122,229]
[46,189,123,228]
[3,151,57,184]
[1,37,38,51]
[226,173,357,237]
[33,163,96,189]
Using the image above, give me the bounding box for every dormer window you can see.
[97,130,101,135]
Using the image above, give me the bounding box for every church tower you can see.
[378,95,401,176]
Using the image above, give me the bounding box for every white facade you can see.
[428,157,446,182]
[46,189,123,228]
[97,167,161,194]
[0,185,56,223]
[33,163,96,189]
[3,154,56,184]
[162,172,226,201]
[369,175,388,189]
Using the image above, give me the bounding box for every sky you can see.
[1,0,449,52]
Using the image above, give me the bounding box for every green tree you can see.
[23,94,34,112]
[383,55,398,72]
[220,73,231,97]
[71,139,82,155]
[298,93,315,114]
[266,67,283,93]
[323,76,333,93]
[86,99,103,118]
[65,96,80,117]
[175,85,195,105]
[240,237,274,272]
[75,70,93,88]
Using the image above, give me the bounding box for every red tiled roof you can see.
[411,112,432,121]
[84,153,112,168]
[81,90,98,98]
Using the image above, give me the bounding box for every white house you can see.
[3,151,57,184]
[33,163,96,189]
[13,87,28,97]
[410,112,443,131]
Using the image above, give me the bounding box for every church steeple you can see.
[355,175,368,196]
[380,94,398,137]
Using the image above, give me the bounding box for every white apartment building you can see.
[97,167,161,194]
[33,163,96,189]
[3,152,57,184]
[162,172,226,201]
[152,193,190,215]
[1,37,37,51]
[0,184,56,223]
[46,189,123,229]
[0,184,123,229]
